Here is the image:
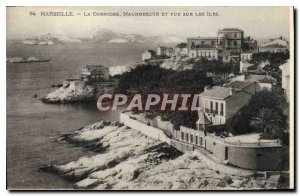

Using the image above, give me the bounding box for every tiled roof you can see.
[246,74,276,83]
[227,81,255,90]
[200,86,232,99]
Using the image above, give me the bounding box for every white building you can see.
[188,49,218,60]
[280,60,290,101]
[259,37,289,53]
[241,51,254,61]
[198,85,255,125]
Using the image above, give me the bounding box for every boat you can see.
[7,56,51,63]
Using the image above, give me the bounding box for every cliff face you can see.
[41,121,269,190]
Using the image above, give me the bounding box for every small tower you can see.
[196,107,212,135]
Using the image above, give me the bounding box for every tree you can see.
[250,108,280,134]
[227,90,287,136]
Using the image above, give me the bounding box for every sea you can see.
[6,41,161,189]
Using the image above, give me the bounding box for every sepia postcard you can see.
[6,6,294,190]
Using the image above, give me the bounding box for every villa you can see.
[259,37,289,53]
[187,28,248,62]
[80,64,110,83]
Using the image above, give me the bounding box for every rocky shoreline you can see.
[40,120,273,190]
[41,84,95,104]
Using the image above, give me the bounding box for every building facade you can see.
[280,60,290,101]
[81,64,110,83]
[241,51,254,61]
[198,85,255,126]
[259,37,289,53]
[187,28,245,62]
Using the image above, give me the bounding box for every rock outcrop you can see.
[42,84,95,104]
[40,120,275,190]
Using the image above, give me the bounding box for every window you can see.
[234,33,237,38]
[191,42,195,49]
[181,132,184,140]
[220,103,224,116]
[195,136,198,144]
[234,41,237,46]
[211,41,215,45]
[200,137,203,146]
[219,41,223,46]
[186,133,189,142]
[215,102,219,114]
[210,101,213,112]
[208,52,211,57]
[190,135,193,143]
[201,41,204,45]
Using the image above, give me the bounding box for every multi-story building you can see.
[197,83,257,126]
[187,28,245,62]
[187,37,218,60]
[217,28,244,62]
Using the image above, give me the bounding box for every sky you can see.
[6,6,292,40]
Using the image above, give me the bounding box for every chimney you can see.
[229,87,233,96]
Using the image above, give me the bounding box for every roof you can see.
[200,86,232,99]
[227,81,255,90]
[260,44,287,49]
[218,28,243,32]
[246,74,276,83]
[187,37,218,40]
